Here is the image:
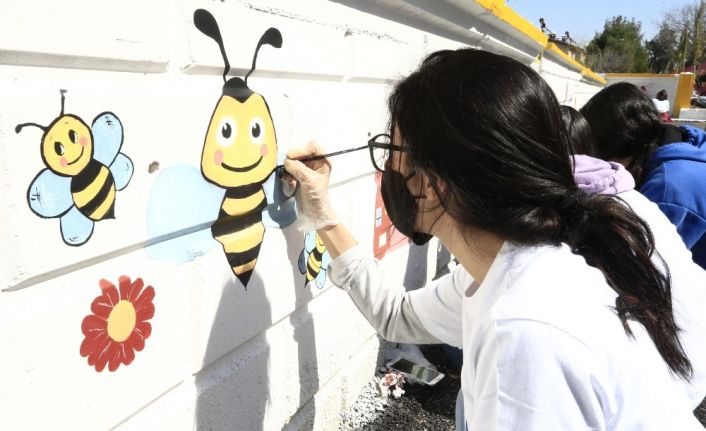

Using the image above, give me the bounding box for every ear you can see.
[422,172,448,204]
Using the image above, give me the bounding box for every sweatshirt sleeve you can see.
[657,202,706,249]
[328,245,464,345]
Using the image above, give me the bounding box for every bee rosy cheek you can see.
[214,150,223,165]
[60,157,68,167]
[79,136,88,147]
[260,144,268,157]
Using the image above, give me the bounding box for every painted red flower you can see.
[80,276,155,372]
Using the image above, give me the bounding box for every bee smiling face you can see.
[201,93,278,188]
[42,115,92,176]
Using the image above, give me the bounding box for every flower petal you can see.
[99,280,119,306]
[133,286,155,310]
[80,330,108,357]
[127,278,144,302]
[123,343,136,366]
[128,329,145,352]
[136,321,152,340]
[81,315,107,335]
[107,343,122,372]
[90,296,113,319]
[119,276,132,301]
[89,337,111,370]
[136,302,155,321]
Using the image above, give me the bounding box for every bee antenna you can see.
[245,28,282,85]
[60,89,67,115]
[193,9,230,83]
[15,123,48,134]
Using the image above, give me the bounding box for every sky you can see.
[507,0,692,46]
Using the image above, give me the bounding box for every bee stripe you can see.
[236,269,255,287]
[234,259,258,275]
[70,159,102,193]
[211,200,266,238]
[307,255,322,272]
[306,263,319,281]
[224,183,264,199]
[212,211,262,237]
[225,243,262,269]
[221,223,265,254]
[73,168,116,220]
[72,167,110,207]
[89,186,117,220]
[312,247,323,261]
[221,190,266,216]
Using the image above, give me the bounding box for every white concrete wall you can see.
[604,75,680,114]
[539,57,600,108]
[0,1,603,429]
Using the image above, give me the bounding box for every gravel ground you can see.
[340,344,460,431]
[340,343,706,430]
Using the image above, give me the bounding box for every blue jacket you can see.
[640,125,706,270]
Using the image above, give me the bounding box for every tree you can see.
[648,0,706,71]
[646,23,679,73]
[586,16,650,73]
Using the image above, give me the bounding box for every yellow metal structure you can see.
[674,73,695,118]
[474,0,605,86]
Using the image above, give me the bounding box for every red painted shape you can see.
[372,171,408,259]
[79,276,155,372]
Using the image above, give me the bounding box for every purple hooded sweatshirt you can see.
[571,154,635,195]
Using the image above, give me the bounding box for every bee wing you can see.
[91,112,124,166]
[321,249,332,270]
[298,248,307,275]
[60,206,95,246]
[27,169,74,218]
[314,269,327,289]
[109,153,134,191]
[145,164,224,264]
[261,166,297,229]
[304,231,316,250]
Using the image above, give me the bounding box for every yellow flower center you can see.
[107,300,137,342]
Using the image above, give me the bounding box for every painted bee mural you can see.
[16,90,133,246]
[194,9,285,287]
[145,9,296,289]
[298,231,331,289]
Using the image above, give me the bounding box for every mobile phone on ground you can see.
[386,357,445,386]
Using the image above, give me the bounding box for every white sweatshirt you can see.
[330,240,704,429]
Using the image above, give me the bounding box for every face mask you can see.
[381,169,433,246]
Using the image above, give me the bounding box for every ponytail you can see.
[388,48,692,380]
[561,192,692,380]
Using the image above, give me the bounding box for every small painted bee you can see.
[298,231,331,289]
[194,9,286,288]
[16,90,133,246]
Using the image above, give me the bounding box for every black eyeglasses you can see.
[367,133,409,172]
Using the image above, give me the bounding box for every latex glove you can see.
[283,141,339,231]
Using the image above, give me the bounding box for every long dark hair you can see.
[560,105,597,155]
[580,82,662,185]
[389,49,691,379]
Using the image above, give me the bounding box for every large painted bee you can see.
[193,9,290,288]
[16,90,133,246]
[145,10,297,288]
[298,231,331,289]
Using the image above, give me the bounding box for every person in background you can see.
[559,105,597,155]
[581,82,706,270]
[653,89,672,122]
[563,105,706,411]
[285,49,702,430]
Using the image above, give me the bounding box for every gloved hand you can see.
[283,141,340,231]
